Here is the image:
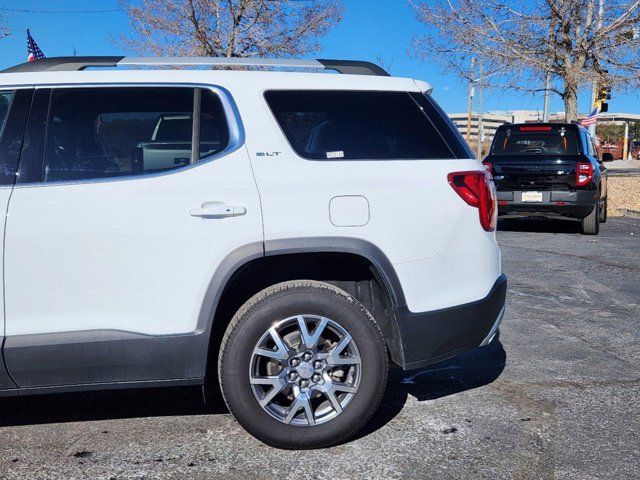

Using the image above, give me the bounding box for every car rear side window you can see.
[36,87,229,183]
[492,127,579,156]
[265,90,456,160]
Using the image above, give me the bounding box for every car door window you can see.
[0,92,14,140]
[0,90,33,185]
[31,87,229,183]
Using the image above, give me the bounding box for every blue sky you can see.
[0,0,635,114]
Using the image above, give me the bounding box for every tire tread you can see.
[217,280,388,449]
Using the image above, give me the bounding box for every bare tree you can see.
[118,0,343,58]
[411,1,640,121]
[375,52,395,74]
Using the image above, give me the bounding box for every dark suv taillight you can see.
[447,170,497,231]
[575,162,594,187]
[482,161,493,174]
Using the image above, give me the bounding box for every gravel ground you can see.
[0,218,639,479]
[608,176,640,215]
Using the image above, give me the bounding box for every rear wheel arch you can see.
[202,239,407,386]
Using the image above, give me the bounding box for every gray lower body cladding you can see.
[2,330,209,390]
[394,275,507,371]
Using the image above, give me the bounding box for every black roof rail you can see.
[1,56,389,76]
[317,59,389,76]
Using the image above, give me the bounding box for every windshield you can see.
[492,127,579,156]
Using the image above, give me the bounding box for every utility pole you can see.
[543,71,551,122]
[623,121,630,160]
[590,0,604,136]
[476,61,484,160]
[466,58,476,144]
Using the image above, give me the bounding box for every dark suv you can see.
[483,123,609,235]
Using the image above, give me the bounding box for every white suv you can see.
[0,56,505,449]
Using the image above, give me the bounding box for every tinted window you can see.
[411,92,474,159]
[492,127,579,156]
[265,90,455,160]
[200,90,230,159]
[40,87,228,182]
[0,90,33,185]
[17,89,49,184]
[0,92,14,139]
[588,135,596,156]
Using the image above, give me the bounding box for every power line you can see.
[0,8,122,14]
[0,1,316,17]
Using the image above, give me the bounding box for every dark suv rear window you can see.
[265,90,456,160]
[492,126,579,156]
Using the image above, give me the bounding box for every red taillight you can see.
[447,170,497,231]
[482,161,493,174]
[576,162,594,187]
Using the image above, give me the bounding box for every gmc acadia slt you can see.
[0,56,506,449]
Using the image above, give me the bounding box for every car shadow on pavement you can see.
[354,336,506,441]
[498,217,581,234]
[0,338,506,437]
[0,385,222,427]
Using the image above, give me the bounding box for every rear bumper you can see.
[497,190,598,219]
[395,275,507,371]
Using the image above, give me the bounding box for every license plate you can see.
[522,191,543,203]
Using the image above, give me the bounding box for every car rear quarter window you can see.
[264,90,458,160]
[492,126,579,156]
[20,87,229,184]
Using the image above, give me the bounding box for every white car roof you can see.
[0,56,432,94]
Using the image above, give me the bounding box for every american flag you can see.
[27,29,45,62]
[579,107,598,127]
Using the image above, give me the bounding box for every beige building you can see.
[448,113,511,145]
[449,110,640,148]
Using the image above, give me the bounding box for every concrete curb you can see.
[615,208,640,219]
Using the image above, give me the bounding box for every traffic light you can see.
[595,84,612,113]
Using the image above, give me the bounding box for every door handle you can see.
[190,202,247,218]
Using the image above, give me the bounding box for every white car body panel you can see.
[230,80,500,312]
[4,147,262,337]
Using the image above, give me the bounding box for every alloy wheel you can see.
[249,314,361,426]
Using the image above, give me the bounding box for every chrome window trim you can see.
[13,82,244,189]
[0,85,35,90]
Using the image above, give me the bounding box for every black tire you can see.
[218,280,388,449]
[581,202,600,235]
[599,197,607,223]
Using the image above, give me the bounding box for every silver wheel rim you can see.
[249,314,361,426]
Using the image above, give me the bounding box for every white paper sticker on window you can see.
[326,151,344,159]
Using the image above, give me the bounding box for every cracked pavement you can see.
[0,217,638,479]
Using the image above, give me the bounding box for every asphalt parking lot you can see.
[0,217,638,479]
